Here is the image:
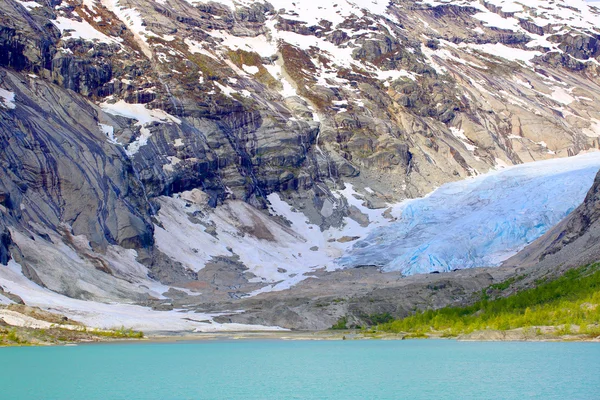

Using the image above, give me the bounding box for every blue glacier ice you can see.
[337,153,600,275]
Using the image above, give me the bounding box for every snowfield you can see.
[0,260,286,332]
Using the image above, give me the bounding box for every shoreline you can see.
[2,302,600,347]
[63,329,600,346]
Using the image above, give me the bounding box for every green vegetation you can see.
[93,326,144,339]
[365,312,394,326]
[331,316,348,330]
[0,329,29,346]
[379,264,600,338]
[403,331,428,339]
[0,325,143,347]
[6,329,27,344]
[487,274,526,292]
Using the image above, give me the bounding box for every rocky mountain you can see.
[1,0,600,331]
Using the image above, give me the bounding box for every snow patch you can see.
[550,87,575,105]
[100,100,180,155]
[211,31,277,58]
[421,0,600,35]
[583,119,600,138]
[98,0,161,58]
[450,127,476,152]
[15,0,42,10]
[474,12,521,31]
[185,38,220,60]
[53,16,121,44]
[242,64,260,75]
[153,182,404,296]
[468,43,541,64]
[0,88,15,110]
[0,260,285,332]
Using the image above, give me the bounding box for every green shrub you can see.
[5,329,27,344]
[366,312,394,326]
[378,263,600,335]
[331,316,348,330]
[93,326,144,339]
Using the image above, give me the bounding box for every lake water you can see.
[1,340,598,399]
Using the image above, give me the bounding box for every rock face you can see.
[0,225,11,266]
[1,0,600,328]
[0,69,153,250]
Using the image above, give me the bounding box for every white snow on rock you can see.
[184,39,220,60]
[467,42,541,64]
[98,123,119,144]
[0,259,285,332]
[338,152,600,275]
[242,64,260,75]
[98,0,161,58]
[153,193,329,294]
[191,1,409,99]
[214,82,237,98]
[100,100,181,155]
[583,119,600,138]
[420,0,600,35]
[153,183,399,295]
[211,31,277,58]
[450,127,476,152]
[375,69,417,82]
[473,11,521,31]
[0,88,15,110]
[15,0,42,10]
[550,87,575,105]
[189,0,392,27]
[264,63,298,98]
[52,16,121,44]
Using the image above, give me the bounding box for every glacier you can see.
[337,152,600,275]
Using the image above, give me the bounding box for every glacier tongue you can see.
[337,152,600,275]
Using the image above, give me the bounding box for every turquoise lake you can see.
[1,340,598,399]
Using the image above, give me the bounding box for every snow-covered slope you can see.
[0,260,285,332]
[338,152,600,275]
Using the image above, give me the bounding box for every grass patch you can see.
[403,331,428,339]
[93,326,144,339]
[488,274,526,291]
[378,263,600,336]
[0,329,29,346]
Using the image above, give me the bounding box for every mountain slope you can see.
[1,0,600,330]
